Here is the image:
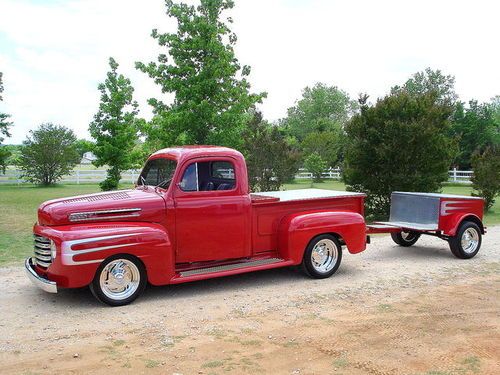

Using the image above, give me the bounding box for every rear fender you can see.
[278,211,366,265]
[442,213,485,236]
[35,222,174,288]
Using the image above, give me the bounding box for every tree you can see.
[344,91,457,218]
[89,57,139,191]
[0,72,13,173]
[18,123,79,185]
[74,139,95,158]
[391,67,458,104]
[304,152,327,182]
[471,146,500,211]
[451,99,499,168]
[241,111,301,192]
[301,131,342,167]
[282,83,357,141]
[136,0,265,149]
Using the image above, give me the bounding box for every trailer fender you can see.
[443,213,485,237]
[278,211,366,264]
[35,222,174,288]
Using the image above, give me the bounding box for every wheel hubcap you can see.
[100,259,140,301]
[461,228,479,254]
[401,231,414,241]
[311,239,338,273]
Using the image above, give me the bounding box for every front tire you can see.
[449,221,482,259]
[90,254,147,306]
[391,231,421,247]
[302,234,342,279]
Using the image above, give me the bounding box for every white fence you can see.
[0,167,474,185]
[295,167,473,184]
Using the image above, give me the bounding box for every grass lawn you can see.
[0,181,498,266]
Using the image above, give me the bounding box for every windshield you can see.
[139,158,177,188]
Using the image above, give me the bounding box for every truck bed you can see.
[251,189,365,204]
[250,189,366,254]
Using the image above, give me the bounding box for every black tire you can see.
[89,254,147,306]
[391,231,421,247]
[449,221,482,259]
[301,234,342,279]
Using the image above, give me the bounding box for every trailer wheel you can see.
[391,231,421,247]
[302,234,342,279]
[89,254,147,306]
[449,221,482,259]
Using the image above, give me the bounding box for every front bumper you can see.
[25,257,58,293]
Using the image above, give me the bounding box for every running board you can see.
[179,257,283,277]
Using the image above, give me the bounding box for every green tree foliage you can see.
[344,91,457,218]
[304,152,327,182]
[74,139,95,158]
[471,146,500,211]
[0,72,13,173]
[241,111,301,192]
[301,131,342,167]
[89,57,139,191]
[282,83,356,141]
[451,99,499,168]
[391,67,458,104]
[19,123,79,185]
[136,0,265,149]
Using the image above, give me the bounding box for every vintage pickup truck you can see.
[26,146,485,306]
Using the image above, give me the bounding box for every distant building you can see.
[80,151,97,164]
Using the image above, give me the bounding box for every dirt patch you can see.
[1,227,499,374]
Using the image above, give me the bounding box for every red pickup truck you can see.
[26,146,485,306]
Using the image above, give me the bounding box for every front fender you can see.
[34,222,174,288]
[278,211,366,265]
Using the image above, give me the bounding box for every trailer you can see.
[367,192,484,258]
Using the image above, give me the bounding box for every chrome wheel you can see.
[310,239,338,273]
[401,231,414,241]
[461,227,479,254]
[99,259,141,301]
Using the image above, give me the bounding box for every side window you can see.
[179,160,236,192]
[179,163,198,191]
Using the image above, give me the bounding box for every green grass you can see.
[0,180,498,266]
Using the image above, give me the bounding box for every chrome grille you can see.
[34,235,52,268]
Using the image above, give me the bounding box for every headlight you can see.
[50,240,57,260]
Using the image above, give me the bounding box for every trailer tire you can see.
[449,221,482,259]
[302,234,342,279]
[89,254,147,307]
[391,231,420,247]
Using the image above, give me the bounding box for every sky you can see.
[0,0,499,144]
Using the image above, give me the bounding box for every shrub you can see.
[304,152,327,182]
[471,146,500,211]
[344,91,457,219]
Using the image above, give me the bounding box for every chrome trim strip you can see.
[35,253,51,262]
[61,233,143,265]
[34,242,51,249]
[34,258,51,268]
[68,208,142,222]
[34,248,51,256]
[440,201,473,216]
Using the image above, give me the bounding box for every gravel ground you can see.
[0,227,499,374]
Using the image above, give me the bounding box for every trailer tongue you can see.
[366,192,485,259]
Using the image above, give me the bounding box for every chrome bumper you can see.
[25,257,57,293]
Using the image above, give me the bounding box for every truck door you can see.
[174,157,251,263]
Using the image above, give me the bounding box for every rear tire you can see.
[449,221,482,259]
[391,231,421,247]
[301,234,342,279]
[89,254,147,306]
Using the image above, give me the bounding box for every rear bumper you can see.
[25,257,58,293]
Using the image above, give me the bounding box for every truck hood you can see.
[38,188,166,226]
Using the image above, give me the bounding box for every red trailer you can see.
[367,192,485,259]
[25,146,485,306]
